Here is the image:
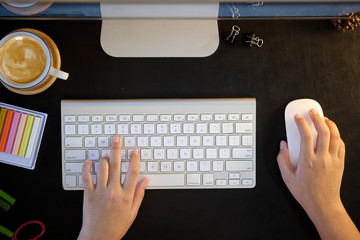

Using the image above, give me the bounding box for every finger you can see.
[276,141,295,183]
[131,177,149,217]
[324,117,341,156]
[82,159,94,193]
[109,136,122,186]
[96,156,110,190]
[123,150,140,194]
[338,139,346,162]
[295,114,314,160]
[310,109,330,154]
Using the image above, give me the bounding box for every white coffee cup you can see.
[0,31,68,89]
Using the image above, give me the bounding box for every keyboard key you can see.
[216,179,227,186]
[78,125,89,135]
[226,161,253,171]
[236,123,253,133]
[119,115,130,121]
[104,124,116,135]
[88,150,99,160]
[187,174,200,185]
[242,179,253,186]
[219,148,230,159]
[200,161,211,171]
[64,115,75,122]
[124,137,136,147]
[232,148,253,159]
[180,149,191,159]
[98,137,109,148]
[157,124,168,134]
[229,173,240,179]
[105,115,117,122]
[139,174,184,187]
[229,180,240,186]
[242,136,253,146]
[214,114,226,121]
[174,114,185,121]
[121,162,129,172]
[160,115,171,121]
[186,161,198,172]
[154,149,165,159]
[228,114,240,121]
[85,137,96,148]
[144,124,155,134]
[161,162,172,172]
[138,137,149,147]
[65,150,86,160]
[203,174,214,185]
[65,175,77,187]
[131,124,142,134]
[213,161,224,171]
[65,137,82,148]
[146,115,158,121]
[140,149,152,159]
[209,123,221,133]
[92,115,103,122]
[65,163,84,172]
[117,124,129,135]
[242,114,253,121]
[78,115,90,122]
[91,124,102,134]
[174,161,185,172]
[64,125,76,135]
[200,114,212,121]
[147,162,159,172]
[183,123,194,133]
[133,115,144,122]
[187,114,198,121]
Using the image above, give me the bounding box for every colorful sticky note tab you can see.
[0,110,14,151]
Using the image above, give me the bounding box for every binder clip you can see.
[251,1,264,7]
[225,25,241,44]
[245,33,263,47]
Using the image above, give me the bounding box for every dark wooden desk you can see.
[0,19,359,239]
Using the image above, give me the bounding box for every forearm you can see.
[305,202,360,240]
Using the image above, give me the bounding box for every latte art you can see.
[0,36,46,84]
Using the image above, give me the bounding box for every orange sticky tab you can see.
[0,110,14,152]
[0,108,7,137]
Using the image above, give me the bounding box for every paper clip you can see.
[245,33,263,47]
[226,25,241,44]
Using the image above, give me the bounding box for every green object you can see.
[0,225,13,238]
[0,189,15,205]
[0,198,11,212]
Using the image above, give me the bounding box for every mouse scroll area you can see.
[284,99,324,168]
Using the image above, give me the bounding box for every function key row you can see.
[64,113,254,123]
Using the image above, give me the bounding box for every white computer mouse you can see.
[285,99,324,168]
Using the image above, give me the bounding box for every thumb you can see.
[277,141,295,183]
[131,178,149,216]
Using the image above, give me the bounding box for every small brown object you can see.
[331,12,360,32]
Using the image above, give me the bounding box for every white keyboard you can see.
[61,99,256,190]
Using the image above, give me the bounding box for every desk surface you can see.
[0,20,359,240]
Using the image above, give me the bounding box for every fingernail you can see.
[280,141,285,150]
[310,109,318,115]
[294,114,301,119]
[113,135,120,143]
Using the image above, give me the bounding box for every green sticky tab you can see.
[0,225,13,238]
[0,198,11,212]
[0,189,16,205]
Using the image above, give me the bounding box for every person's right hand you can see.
[277,109,345,212]
[277,109,359,240]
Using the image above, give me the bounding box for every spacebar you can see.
[139,174,185,187]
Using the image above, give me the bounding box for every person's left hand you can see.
[78,135,149,240]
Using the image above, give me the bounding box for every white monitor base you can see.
[100,19,219,58]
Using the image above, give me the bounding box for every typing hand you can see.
[78,136,149,240]
[277,110,359,240]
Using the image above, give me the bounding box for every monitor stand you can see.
[100,3,219,57]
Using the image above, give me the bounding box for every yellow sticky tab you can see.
[18,115,35,157]
[0,108,7,137]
